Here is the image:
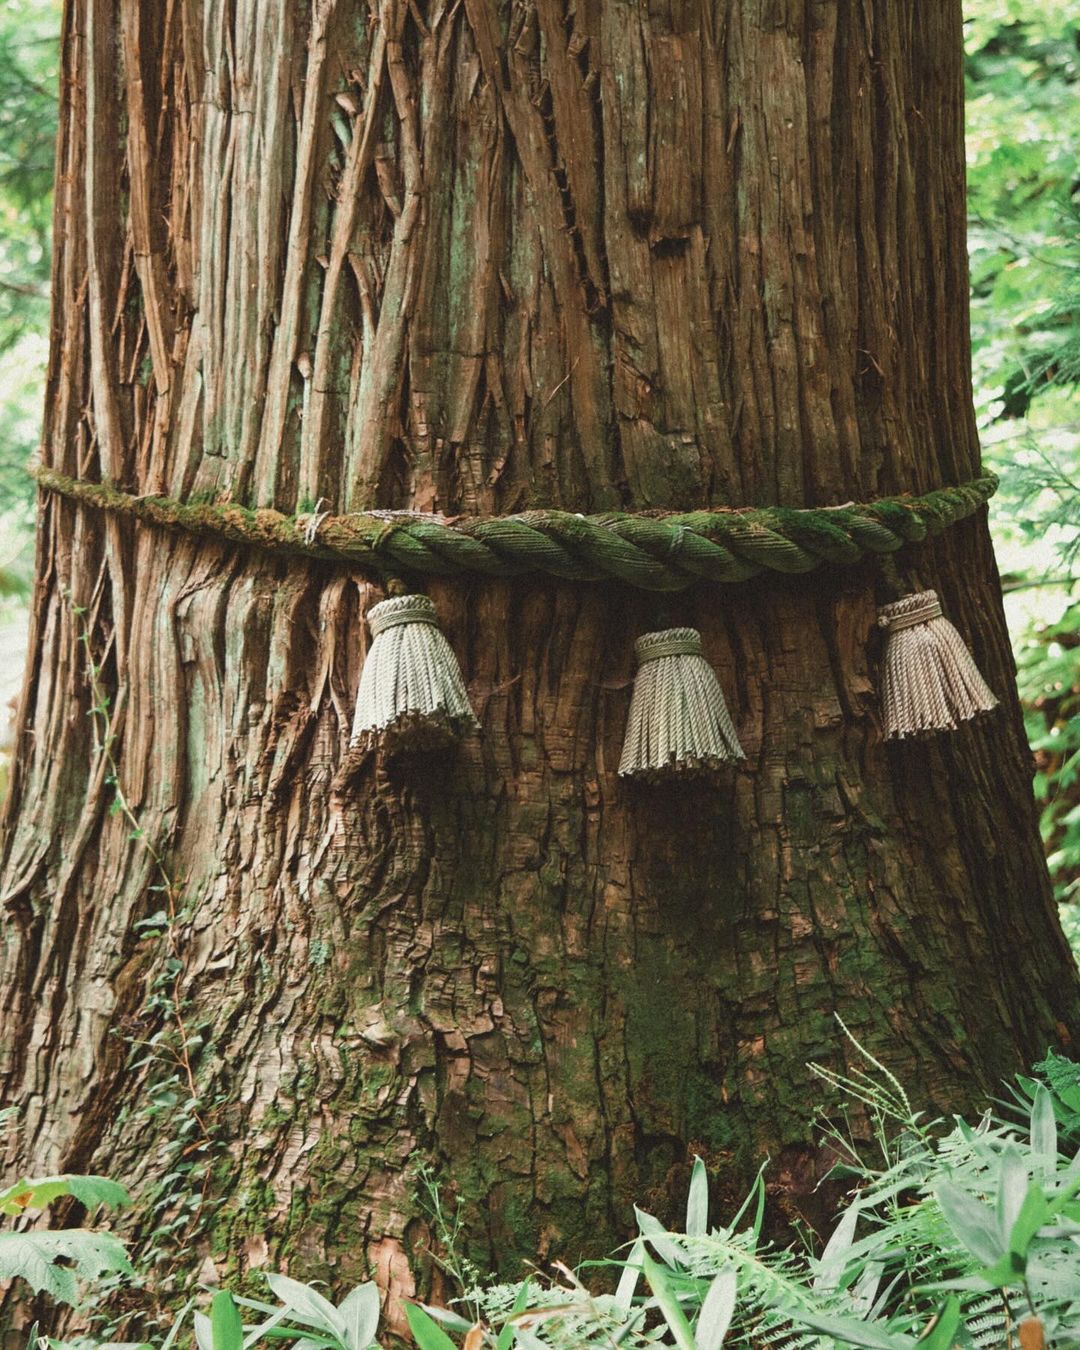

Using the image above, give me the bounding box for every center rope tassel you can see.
[352,594,479,754]
[877,590,998,738]
[618,628,744,781]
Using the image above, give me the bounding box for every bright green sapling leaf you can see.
[1008,1183,1050,1261]
[0,1174,129,1216]
[979,1182,1052,1288]
[404,1302,458,1350]
[210,1292,244,1350]
[995,1146,1029,1241]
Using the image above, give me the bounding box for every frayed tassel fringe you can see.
[352,594,479,754]
[619,628,744,781]
[878,590,998,739]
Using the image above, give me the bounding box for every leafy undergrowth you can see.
[8,1033,1080,1348]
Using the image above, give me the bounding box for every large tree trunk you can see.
[2,0,1078,1324]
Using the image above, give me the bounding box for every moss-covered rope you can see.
[33,466,998,593]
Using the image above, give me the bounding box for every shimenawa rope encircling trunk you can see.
[33,465,1003,766]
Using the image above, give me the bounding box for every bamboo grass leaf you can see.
[641,1253,696,1350]
[404,1303,459,1350]
[686,1158,709,1238]
[695,1270,737,1350]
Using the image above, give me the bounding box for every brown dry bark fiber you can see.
[1,0,1078,1325]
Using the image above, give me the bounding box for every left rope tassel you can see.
[352,593,479,754]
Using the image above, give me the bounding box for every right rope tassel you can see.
[619,627,744,780]
[877,590,998,738]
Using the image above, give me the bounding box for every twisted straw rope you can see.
[33,467,997,594]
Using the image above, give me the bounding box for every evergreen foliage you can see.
[13,1045,1080,1347]
[965,2,1080,905]
[0,0,59,602]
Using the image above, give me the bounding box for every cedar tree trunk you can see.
[2,0,1078,1326]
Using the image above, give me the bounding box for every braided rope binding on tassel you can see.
[877,590,998,738]
[352,594,479,754]
[619,628,744,781]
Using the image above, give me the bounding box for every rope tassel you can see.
[352,594,479,754]
[877,590,998,738]
[619,628,744,780]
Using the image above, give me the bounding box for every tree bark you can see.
[2,0,1078,1327]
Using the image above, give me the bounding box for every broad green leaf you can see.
[211,1293,244,1350]
[1048,1163,1080,1217]
[979,1182,1052,1288]
[0,1229,133,1305]
[265,1274,347,1340]
[404,1303,458,1350]
[696,1270,737,1350]
[64,1176,131,1212]
[337,1283,380,1350]
[933,1182,1004,1267]
[0,1174,129,1216]
[641,1253,695,1350]
[1030,1083,1058,1159]
[685,1157,708,1237]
